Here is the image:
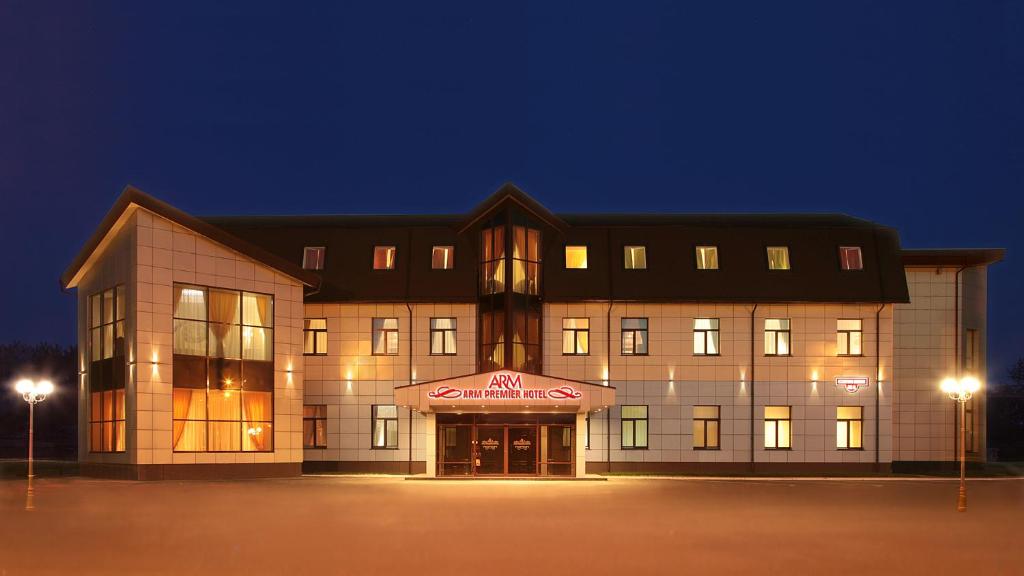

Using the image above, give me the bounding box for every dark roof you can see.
[458,182,568,234]
[61,186,322,290]
[901,248,1005,267]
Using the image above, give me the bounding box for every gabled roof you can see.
[60,185,321,290]
[457,182,568,234]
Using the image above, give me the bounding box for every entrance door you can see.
[475,426,505,475]
[508,426,538,475]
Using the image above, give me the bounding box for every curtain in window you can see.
[172,389,207,451]
[208,290,240,358]
[242,391,271,451]
[565,246,587,269]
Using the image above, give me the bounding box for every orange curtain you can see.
[209,291,238,356]
[242,392,270,451]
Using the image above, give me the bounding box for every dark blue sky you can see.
[1,2,1021,379]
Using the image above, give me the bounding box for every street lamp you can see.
[15,378,54,511]
[940,375,981,512]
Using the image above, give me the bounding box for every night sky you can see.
[1,2,1021,381]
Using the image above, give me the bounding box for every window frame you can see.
[371,404,400,450]
[302,246,326,270]
[303,318,328,356]
[564,245,589,270]
[620,405,649,450]
[838,246,863,271]
[836,318,863,356]
[693,405,721,450]
[764,406,792,450]
[836,406,863,450]
[693,318,721,356]
[303,405,328,449]
[371,317,400,356]
[621,317,649,356]
[372,245,397,271]
[623,245,647,270]
[766,246,791,271]
[764,318,792,357]
[429,317,458,356]
[561,317,590,356]
[695,245,720,270]
[431,245,455,270]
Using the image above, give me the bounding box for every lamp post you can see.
[15,378,54,511]
[940,375,981,512]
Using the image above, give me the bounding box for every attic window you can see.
[303,247,325,270]
[373,246,396,270]
[839,246,863,270]
[766,246,790,270]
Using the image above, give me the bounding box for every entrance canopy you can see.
[395,370,615,414]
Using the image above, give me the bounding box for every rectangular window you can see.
[302,246,325,270]
[693,318,720,355]
[480,226,506,294]
[562,318,590,355]
[767,246,790,270]
[764,318,791,356]
[372,405,399,449]
[303,318,328,355]
[303,405,327,448]
[693,405,720,450]
[839,246,863,271]
[695,246,719,270]
[836,406,863,450]
[965,328,979,373]
[512,226,541,295]
[764,406,792,449]
[432,245,454,270]
[172,283,274,453]
[89,285,126,452]
[430,318,457,355]
[565,245,588,269]
[621,318,648,355]
[373,245,396,270]
[624,246,647,269]
[837,319,863,356]
[621,405,648,449]
[372,318,399,355]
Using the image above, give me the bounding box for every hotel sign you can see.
[427,371,582,401]
[835,376,870,393]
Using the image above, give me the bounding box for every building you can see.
[60,184,1004,479]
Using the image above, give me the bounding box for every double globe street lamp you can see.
[15,378,54,511]
[940,375,981,512]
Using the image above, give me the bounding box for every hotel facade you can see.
[61,184,1003,479]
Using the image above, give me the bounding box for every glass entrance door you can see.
[475,426,505,475]
[508,426,538,475]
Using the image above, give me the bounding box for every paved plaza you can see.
[1,475,1021,575]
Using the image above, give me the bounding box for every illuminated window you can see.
[373,245,396,270]
[693,318,720,356]
[303,318,327,355]
[837,319,862,356]
[171,284,274,453]
[88,285,126,453]
[562,318,590,355]
[767,246,790,270]
[836,406,863,450]
[693,405,720,450]
[480,226,506,294]
[621,318,648,355]
[764,406,791,449]
[302,246,325,270]
[839,246,863,270]
[372,405,399,449]
[512,226,541,294]
[624,246,647,269]
[695,246,719,270]
[372,318,399,355]
[565,245,588,269]
[432,245,454,270]
[621,405,648,449]
[303,405,327,449]
[764,318,791,356]
[430,318,457,355]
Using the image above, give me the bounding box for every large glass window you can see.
[621,318,648,355]
[836,406,863,450]
[303,405,327,448]
[372,318,399,355]
[511,310,541,372]
[89,285,126,453]
[303,318,328,355]
[764,406,792,449]
[837,319,863,356]
[764,318,791,356]
[512,226,541,294]
[767,246,791,270]
[562,318,590,355]
[480,226,506,294]
[372,405,399,449]
[373,245,396,270]
[172,284,274,453]
[430,318,457,355]
[696,246,719,270]
[432,245,455,270]
[480,310,505,372]
[624,246,647,269]
[565,245,588,269]
[693,318,720,355]
[693,405,720,450]
[839,246,863,270]
[621,405,648,449]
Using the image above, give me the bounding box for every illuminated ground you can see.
[1,475,1021,575]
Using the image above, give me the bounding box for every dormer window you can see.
[373,246,396,270]
[302,246,325,270]
[766,246,790,270]
[839,246,863,270]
